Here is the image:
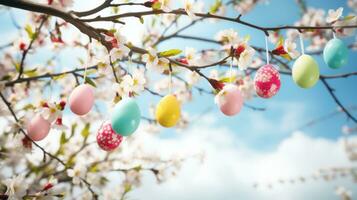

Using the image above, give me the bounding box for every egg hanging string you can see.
[169,62,173,94]
[332,31,337,39]
[83,41,92,84]
[265,35,270,65]
[229,47,234,83]
[128,51,133,74]
[299,31,305,55]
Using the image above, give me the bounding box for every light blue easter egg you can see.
[323,38,348,69]
[111,98,141,136]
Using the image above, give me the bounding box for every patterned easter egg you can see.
[215,84,244,116]
[68,84,95,115]
[96,123,123,151]
[26,114,51,141]
[155,95,181,128]
[323,38,348,69]
[254,64,281,98]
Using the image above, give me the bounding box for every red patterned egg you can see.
[254,64,281,98]
[96,123,123,151]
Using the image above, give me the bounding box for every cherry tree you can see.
[0,0,357,199]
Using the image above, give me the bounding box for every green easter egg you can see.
[292,55,320,89]
[111,98,141,136]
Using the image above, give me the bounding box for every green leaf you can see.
[14,62,20,72]
[158,49,182,57]
[133,165,142,172]
[112,6,119,14]
[24,68,37,77]
[344,15,356,21]
[209,0,222,14]
[25,24,34,39]
[89,164,98,173]
[81,123,90,138]
[219,76,235,83]
[139,16,144,24]
[71,123,77,136]
[124,183,132,193]
[60,132,67,145]
[22,104,36,110]
[152,2,161,10]
[84,77,97,87]
[52,73,67,80]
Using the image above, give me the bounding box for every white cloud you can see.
[128,114,356,200]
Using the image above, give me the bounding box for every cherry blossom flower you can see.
[39,102,61,123]
[184,47,197,65]
[142,48,169,73]
[97,60,111,75]
[159,0,172,12]
[214,84,234,106]
[215,29,239,46]
[105,32,130,62]
[122,69,147,96]
[335,186,352,200]
[233,0,262,14]
[334,15,357,37]
[238,76,255,100]
[185,70,200,85]
[326,7,343,24]
[67,164,87,185]
[184,0,197,19]
[3,174,28,199]
[234,45,255,70]
[109,45,130,62]
[284,39,300,59]
[209,69,219,80]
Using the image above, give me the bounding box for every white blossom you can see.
[159,0,173,12]
[215,29,239,46]
[284,39,300,59]
[183,0,197,19]
[142,48,169,73]
[3,175,28,200]
[67,164,87,185]
[326,7,343,23]
[235,45,255,70]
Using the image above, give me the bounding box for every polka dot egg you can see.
[254,64,281,98]
[96,123,123,151]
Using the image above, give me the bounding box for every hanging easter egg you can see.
[97,122,123,151]
[214,84,243,116]
[155,94,181,128]
[68,84,94,115]
[26,114,51,141]
[292,55,320,88]
[254,64,281,98]
[111,98,141,136]
[323,38,348,69]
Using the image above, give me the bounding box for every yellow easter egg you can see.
[155,95,181,128]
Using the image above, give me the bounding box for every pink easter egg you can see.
[26,114,51,141]
[254,64,281,99]
[96,123,123,151]
[215,84,244,116]
[68,84,94,115]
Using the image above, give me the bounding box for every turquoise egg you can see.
[323,38,348,69]
[111,98,141,136]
